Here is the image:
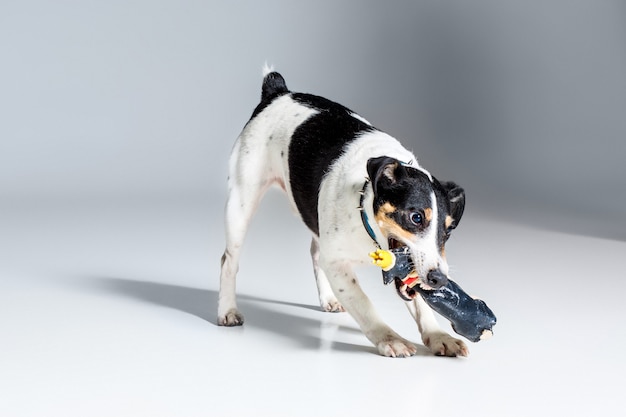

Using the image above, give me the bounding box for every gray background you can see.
[2,0,625,240]
[2,3,626,415]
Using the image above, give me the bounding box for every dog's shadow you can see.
[88,277,426,355]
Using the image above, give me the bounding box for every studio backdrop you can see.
[1,1,624,240]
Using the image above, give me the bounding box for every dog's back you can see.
[240,71,410,236]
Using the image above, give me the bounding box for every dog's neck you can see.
[359,179,386,250]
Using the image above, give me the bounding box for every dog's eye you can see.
[410,212,423,225]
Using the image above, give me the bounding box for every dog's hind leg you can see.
[310,238,345,312]
[218,138,273,326]
[217,193,248,326]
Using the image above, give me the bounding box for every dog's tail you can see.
[261,63,289,101]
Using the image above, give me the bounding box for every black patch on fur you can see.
[367,157,465,247]
[288,93,375,235]
[249,72,290,120]
[262,72,289,101]
[368,157,435,234]
[434,180,465,247]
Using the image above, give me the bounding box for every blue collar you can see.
[359,179,381,249]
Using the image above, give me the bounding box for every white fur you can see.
[406,191,449,277]
[218,93,468,357]
[262,62,275,77]
[349,112,371,126]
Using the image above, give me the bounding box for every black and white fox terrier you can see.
[218,67,468,357]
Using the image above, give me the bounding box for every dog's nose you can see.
[426,270,449,289]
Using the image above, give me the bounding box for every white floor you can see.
[2,194,625,417]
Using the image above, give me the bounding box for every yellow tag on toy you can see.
[369,249,394,269]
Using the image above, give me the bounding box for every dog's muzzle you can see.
[377,242,448,301]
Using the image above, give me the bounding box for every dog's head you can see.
[367,156,465,301]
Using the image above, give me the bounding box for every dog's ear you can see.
[367,156,406,196]
[440,181,465,229]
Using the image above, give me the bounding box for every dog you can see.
[218,67,468,357]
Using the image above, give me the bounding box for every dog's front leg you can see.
[406,296,469,357]
[320,259,417,357]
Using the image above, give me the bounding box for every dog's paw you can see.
[320,299,345,313]
[423,331,468,357]
[375,335,417,358]
[218,308,244,326]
